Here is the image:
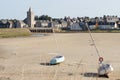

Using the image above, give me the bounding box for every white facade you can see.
[107,16,119,23]
[114,22,118,29]
[69,23,82,30]
[8,21,13,28]
[89,25,115,30]
[16,20,27,28]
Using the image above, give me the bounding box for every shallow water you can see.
[31,33,50,37]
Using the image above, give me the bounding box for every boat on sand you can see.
[50,55,65,65]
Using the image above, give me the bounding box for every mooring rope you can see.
[52,28,60,54]
[86,23,101,58]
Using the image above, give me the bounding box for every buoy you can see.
[98,63,113,77]
[98,57,113,78]
[99,57,104,63]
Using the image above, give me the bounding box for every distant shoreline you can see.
[0,28,120,38]
[29,28,120,33]
[55,29,120,33]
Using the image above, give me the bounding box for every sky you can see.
[0,0,120,20]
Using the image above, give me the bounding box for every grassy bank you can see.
[0,28,31,38]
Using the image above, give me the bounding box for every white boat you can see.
[50,55,65,65]
[98,63,113,76]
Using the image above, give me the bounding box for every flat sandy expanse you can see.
[0,33,120,80]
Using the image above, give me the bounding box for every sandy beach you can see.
[0,33,120,80]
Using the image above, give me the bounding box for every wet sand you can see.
[0,33,120,80]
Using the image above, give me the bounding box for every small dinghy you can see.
[50,55,65,65]
[98,63,113,77]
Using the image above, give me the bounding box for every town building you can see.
[0,8,120,30]
[26,7,35,28]
[68,23,82,30]
[0,20,10,28]
[16,20,28,28]
[106,15,119,23]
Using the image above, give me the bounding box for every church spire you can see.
[27,7,35,28]
[29,7,32,12]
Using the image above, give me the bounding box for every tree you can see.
[39,15,52,21]
[35,16,39,20]
[103,15,107,23]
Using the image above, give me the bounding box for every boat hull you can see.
[50,55,65,65]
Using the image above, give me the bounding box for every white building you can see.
[106,16,119,23]
[69,23,82,30]
[114,22,118,29]
[16,20,27,28]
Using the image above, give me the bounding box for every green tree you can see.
[35,16,39,20]
[39,15,52,21]
[103,15,107,23]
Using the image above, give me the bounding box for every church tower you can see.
[27,7,35,28]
